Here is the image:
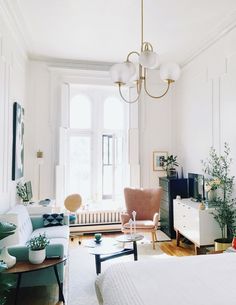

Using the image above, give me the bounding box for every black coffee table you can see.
[87,235,143,274]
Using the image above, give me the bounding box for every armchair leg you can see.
[154,231,158,242]
[151,232,156,250]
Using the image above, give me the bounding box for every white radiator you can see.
[70,210,123,233]
[77,210,122,224]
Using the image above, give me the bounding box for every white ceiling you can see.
[11,0,236,65]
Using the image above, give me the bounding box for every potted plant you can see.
[205,178,221,202]
[162,155,179,178]
[16,181,29,204]
[27,233,50,264]
[202,143,236,251]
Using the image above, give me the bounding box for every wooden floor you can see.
[6,233,195,305]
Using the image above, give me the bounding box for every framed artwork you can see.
[153,151,168,171]
[12,102,24,180]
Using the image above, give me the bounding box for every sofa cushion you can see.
[31,225,69,240]
[0,205,33,246]
[43,213,64,227]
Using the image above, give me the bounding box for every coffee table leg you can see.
[14,273,21,305]
[95,254,101,275]
[53,265,65,303]
[133,241,138,261]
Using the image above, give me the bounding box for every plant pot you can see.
[214,238,232,251]
[167,168,177,178]
[29,248,46,264]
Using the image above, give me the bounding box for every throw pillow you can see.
[43,213,64,227]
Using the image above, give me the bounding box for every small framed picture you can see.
[153,151,168,171]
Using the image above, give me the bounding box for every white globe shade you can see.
[139,51,159,69]
[110,62,136,84]
[160,63,181,81]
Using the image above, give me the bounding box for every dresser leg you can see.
[176,230,180,247]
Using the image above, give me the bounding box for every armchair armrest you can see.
[120,213,130,226]
[153,212,159,227]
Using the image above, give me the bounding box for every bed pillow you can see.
[43,213,64,227]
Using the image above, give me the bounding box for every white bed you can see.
[95,253,236,305]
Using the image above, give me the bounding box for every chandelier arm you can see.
[126,51,140,62]
[141,0,144,46]
[118,83,142,104]
[144,69,171,99]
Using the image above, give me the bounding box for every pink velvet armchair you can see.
[121,187,163,249]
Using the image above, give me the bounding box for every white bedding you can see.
[95,253,236,305]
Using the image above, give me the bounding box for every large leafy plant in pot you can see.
[162,155,179,178]
[202,143,236,250]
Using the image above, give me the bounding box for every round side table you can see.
[3,257,66,305]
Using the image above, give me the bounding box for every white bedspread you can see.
[95,253,236,305]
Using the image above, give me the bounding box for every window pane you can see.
[104,97,124,130]
[69,136,91,201]
[70,94,91,128]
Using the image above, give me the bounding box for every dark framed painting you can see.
[12,102,24,180]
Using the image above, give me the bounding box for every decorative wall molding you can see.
[182,10,236,67]
[30,54,113,71]
[0,0,29,60]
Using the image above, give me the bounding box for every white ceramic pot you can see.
[29,248,46,264]
[0,247,16,268]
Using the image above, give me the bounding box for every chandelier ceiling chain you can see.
[110,0,181,103]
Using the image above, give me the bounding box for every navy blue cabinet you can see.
[159,177,188,238]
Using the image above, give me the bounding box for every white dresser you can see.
[173,198,221,254]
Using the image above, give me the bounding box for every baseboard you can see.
[69,223,121,234]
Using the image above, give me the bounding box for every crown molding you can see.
[182,9,236,67]
[0,0,30,59]
[29,54,113,71]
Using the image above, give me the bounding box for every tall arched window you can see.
[70,94,91,129]
[66,85,128,206]
[103,97,124,130]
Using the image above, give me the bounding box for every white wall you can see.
[139,69,173,188]
[0,3,27,213]
[173,26,236,180]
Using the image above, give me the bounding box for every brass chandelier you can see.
[110,0,181,103]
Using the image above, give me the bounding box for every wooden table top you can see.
[3,257,66,274]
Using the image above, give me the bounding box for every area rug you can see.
[67,234,168,305]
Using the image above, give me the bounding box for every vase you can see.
[0,247,16,268]
[207,190,217,202]
[232,237,236,250]
[29,248,46,264]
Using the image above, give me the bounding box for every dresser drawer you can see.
[161,190,169,202]
[160,209,171,236]
[160,199,169,213]
[159,178,169,191]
